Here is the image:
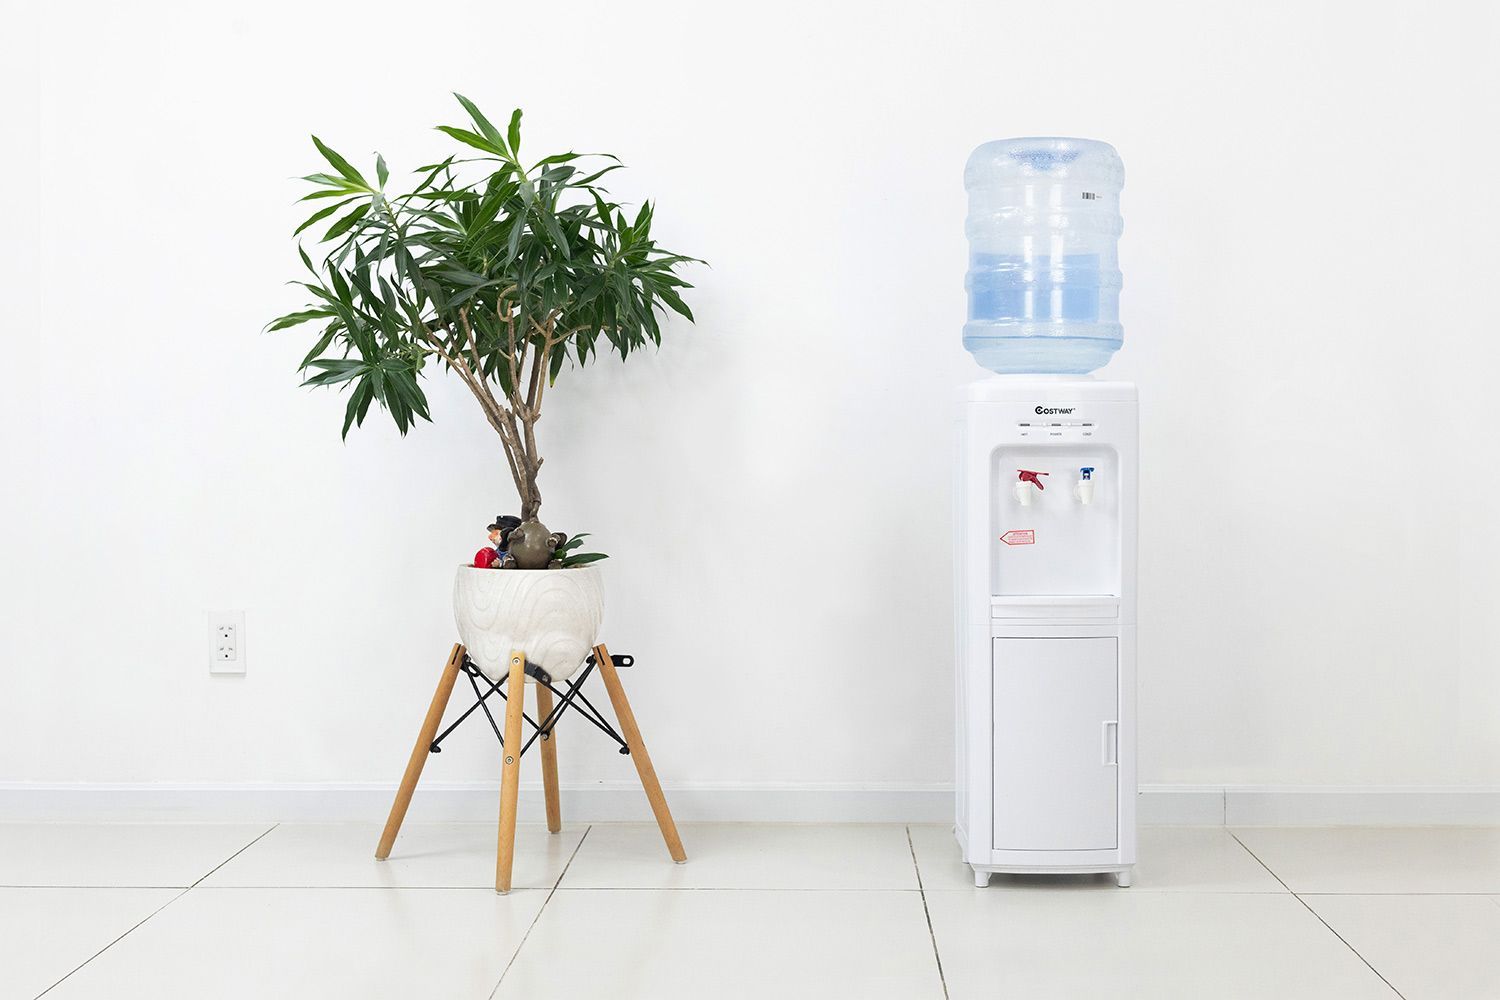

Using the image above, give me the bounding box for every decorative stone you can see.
[452,564,603,682]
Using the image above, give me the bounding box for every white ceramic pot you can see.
[453,565,604,682]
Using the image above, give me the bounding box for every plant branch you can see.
[458,306,483,370]
[503,298,521,403]
[420,324,528,501]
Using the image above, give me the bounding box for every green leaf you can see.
[305,358,364,372]
[531,152,580,169]
[574,164,623,186]
[453,93,508,151]
[376,154,388,189]
[554,532,588,554]
[355,378,374,422]
[504,214,525,264]
[322,203,370,242]
[387,368,431,422]
[311,135,369,188]
[302,363,365,388]
[265,308,334,332]
[560,551,608,567]
[539,208,570,259]
[657,286,694,321]
[326,268,353,307]
[298,188,359,201]
[342,379,373,439]
[435,125,507,158]
[293,198,355,236]
[506,108,522,156]
[298,326,338,368]
[300,172,357,190]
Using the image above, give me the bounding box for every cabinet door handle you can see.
[1102,721,1119,765]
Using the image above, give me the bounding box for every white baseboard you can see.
[1138,785,1227,825]
[1219,786,1500,826]
[0,782,952,824]
[1137,785,1500,826]
[2,782,1496,825]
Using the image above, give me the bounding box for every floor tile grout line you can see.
[1228,830,1407,1000]
[33,825,280,1000]
[34,887,191,1000]
[1295,891,1500,897]
[488,823,592,1000]
[189,823,281,888]
[546,886,930,891]
[1291,892,1407,1000]
[906,825,949,1000]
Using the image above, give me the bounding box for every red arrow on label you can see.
[1000,529,1035,546]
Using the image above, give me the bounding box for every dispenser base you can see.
[968,863,1136,887]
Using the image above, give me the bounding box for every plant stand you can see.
[375,642,686,892]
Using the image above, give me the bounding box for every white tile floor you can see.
[3,822,1497,999]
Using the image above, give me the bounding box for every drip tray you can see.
[991,595,1120,619]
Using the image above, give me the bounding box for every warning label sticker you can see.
[1000,529,1035,546]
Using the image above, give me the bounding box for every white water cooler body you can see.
[955,377,1137,887]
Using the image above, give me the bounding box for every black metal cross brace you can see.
[427,651,635,759]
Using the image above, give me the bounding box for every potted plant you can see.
[269,95,700,682]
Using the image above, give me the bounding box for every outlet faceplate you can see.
[210,611,246,674]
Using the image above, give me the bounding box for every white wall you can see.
[5,0,1498,814]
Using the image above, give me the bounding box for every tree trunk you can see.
[514,407,543,521]
[515,451,542,521]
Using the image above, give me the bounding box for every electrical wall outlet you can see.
[210,611,246,675]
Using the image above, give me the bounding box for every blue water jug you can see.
[963,138,1124,374]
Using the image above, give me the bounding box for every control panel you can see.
[1018,421,1097,440]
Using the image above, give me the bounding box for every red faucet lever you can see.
[1017,470,1049,490]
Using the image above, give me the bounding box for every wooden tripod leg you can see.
[534,683,562,833]
[594,643,686,863]
[495,652,527,893]
[376,644,465,860]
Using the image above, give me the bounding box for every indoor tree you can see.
[269,94,700,525]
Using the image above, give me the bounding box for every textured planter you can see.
[453,565,604,682]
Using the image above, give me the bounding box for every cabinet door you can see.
[992,638,1118,851]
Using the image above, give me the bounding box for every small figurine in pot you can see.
[474,514,522,568]
[488,515,521,553]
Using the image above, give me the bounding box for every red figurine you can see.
[470,514,522,568]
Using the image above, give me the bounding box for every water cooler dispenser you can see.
[954,138,1137,887]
